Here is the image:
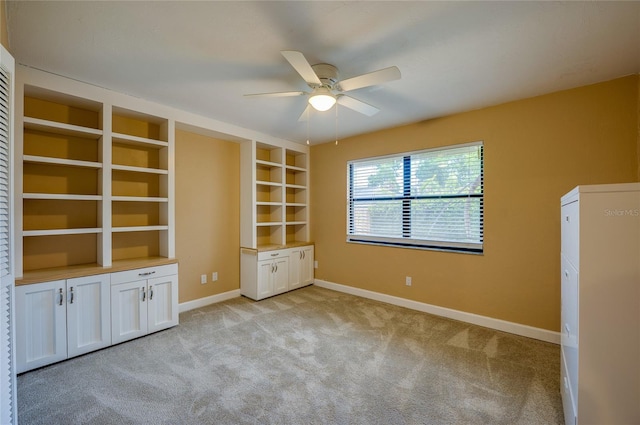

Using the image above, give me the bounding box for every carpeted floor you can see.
[17,286,564,425]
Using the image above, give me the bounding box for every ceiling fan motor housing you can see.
[311,63,339,88]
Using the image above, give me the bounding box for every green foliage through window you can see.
[347,142,483,253]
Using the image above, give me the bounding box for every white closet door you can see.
[0,44,16,425]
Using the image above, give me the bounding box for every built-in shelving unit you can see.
[15,75,175,280]
[241,140,309,250]
[240,139,313,300]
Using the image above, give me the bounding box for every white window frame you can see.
[346,141,484,254]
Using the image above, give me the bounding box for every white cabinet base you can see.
[16,263,178,373]
[241,245,313,300]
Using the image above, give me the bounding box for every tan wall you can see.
[310,75,639,332]
[1,0,8,49]
[175,129,240,303]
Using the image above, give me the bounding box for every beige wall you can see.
[310,75,639,332]
[1,0,8,49]
[175,129,240,303]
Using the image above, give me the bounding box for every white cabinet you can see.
[15,273,110,373]
[289,245,314,290]
[111,264,178,344]
[560,183,640,425]
[66,274,111,358]
[257,254,289,298]
[241,245,313,301]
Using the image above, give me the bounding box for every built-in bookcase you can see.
[241,140,309,249]
[15,75,175,279]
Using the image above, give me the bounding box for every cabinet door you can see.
[257,260,274,299]
[288,248,302,290]
[67,274,111,358]
[147,274,178,334]
[272,257,289,295]
[111,280,147,344]
[15,280,67,373]
[300,246,314,285]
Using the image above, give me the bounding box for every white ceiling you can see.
[6,1,640,145]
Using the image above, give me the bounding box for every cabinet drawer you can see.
[561,200,579,267]
[258,249,287,262]
[561,255,579,349]
[561,348,577,425]
[111,263,178,285]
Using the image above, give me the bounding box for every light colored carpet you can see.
[18,286,564,424]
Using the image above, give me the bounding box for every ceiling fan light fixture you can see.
[308,87,336,112]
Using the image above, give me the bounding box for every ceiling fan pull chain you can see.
[335,103,339,146]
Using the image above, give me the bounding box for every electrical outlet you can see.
[405,276,412,286]
[212,272,218,281]
[314,261,318,269]
[200,274,207,284]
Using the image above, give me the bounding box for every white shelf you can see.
[256,159,282,168]
[111,196,168,202]
[23,228,103,237]
[24,154,102,169]
[256,222,283,227]
[285,202,306,207]
[286,221,307,226]
[285,183,306,190]
[23,193,102,201]
[112,225,169,233]
[111,164,168,175]
[257,201,282,206]
[112,132,168,148]
[285,165,306,172]
[24,116,103,139]
[256,180,281,187]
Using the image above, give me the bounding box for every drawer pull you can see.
[138,271,156,277]
[564,324,570,335]
[270,253,279,257]
[564,270,569,278]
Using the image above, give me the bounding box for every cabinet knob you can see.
[564,323,570,336]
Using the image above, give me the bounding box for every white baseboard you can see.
[313,279,560,344]
[179,289,241,313]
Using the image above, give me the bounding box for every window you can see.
[347,142,483,253]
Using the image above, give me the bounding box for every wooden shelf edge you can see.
[16,257,179,286]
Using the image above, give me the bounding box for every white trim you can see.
[313,279,560,344]
[178,289,241,313]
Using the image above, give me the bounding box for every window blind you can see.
[347,142,483,253]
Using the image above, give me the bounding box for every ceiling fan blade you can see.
[337,95,380,116]
[244,91,307,98]
[337,66,401,92]
[297,104,312,122]
[281,51,322,86]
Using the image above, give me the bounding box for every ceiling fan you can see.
[245,51,401,121]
